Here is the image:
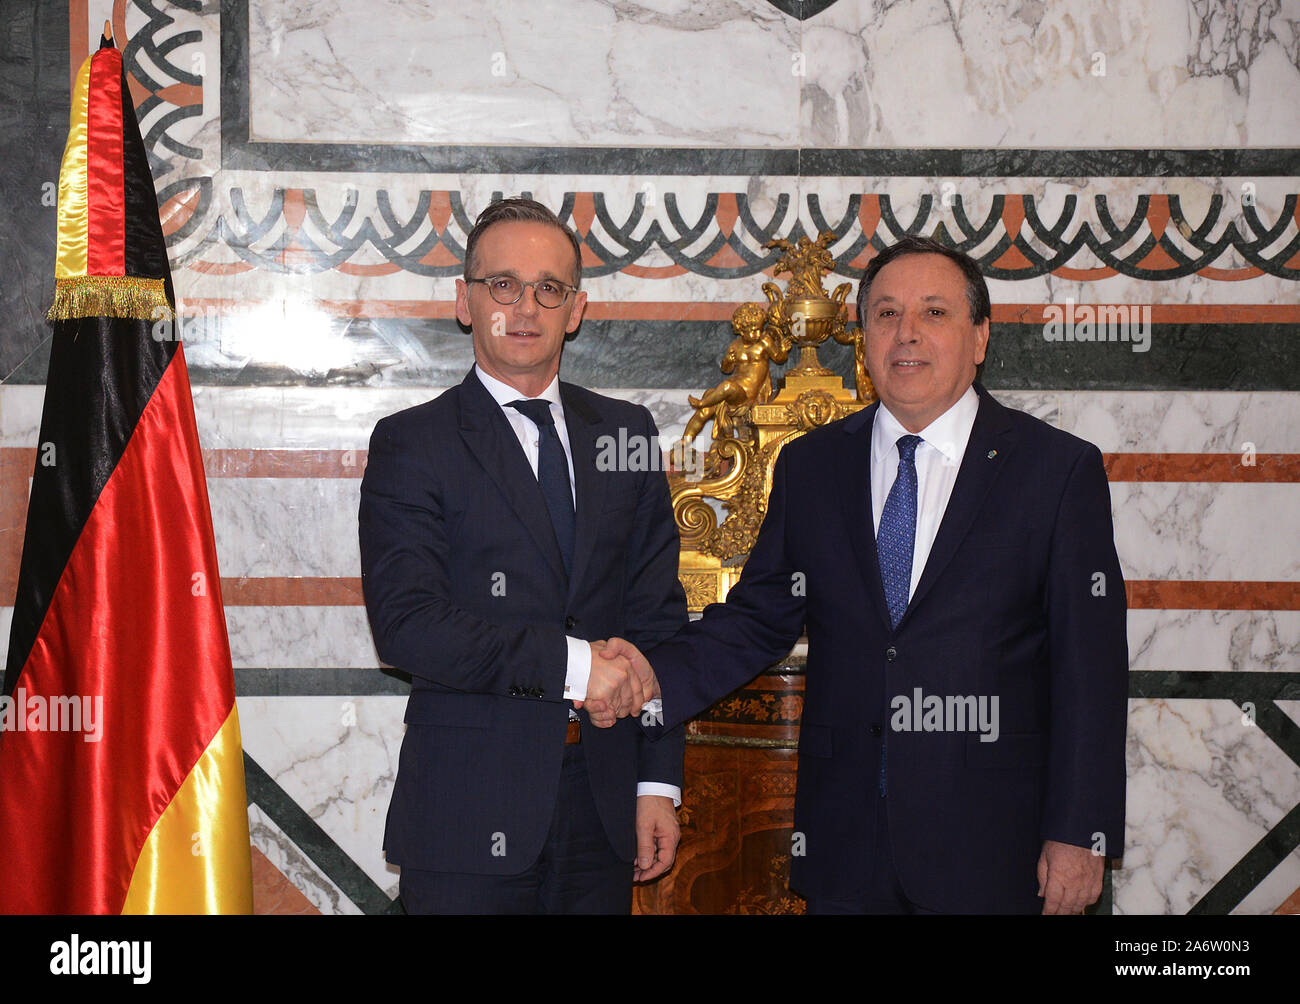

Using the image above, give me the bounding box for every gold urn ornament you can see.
[671,231,876,610]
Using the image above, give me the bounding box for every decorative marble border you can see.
[166,186,1300,281]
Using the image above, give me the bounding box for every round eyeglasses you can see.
[466,275,577,309]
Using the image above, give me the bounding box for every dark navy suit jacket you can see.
[360,369,687,874]
[648,384,1128,912]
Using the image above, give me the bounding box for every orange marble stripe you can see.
[69,0,88,95]
[1104,454,1300,483]
[200,450,1297,483]
[1197,266,1266,281]
[620,263,690,279]
[221,577,363,606]
[1125,581,1299,611]
[250,846,321,916]
[2,449,1299,485]
[200,449,368,478]
[336,262,403,277]
[0,449,34,606]
[220,578,1300,610]
[1050,267,1120,281]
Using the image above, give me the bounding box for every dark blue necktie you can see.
[508,399,575,576]
[877,434,922,630]
[875,434,921,799]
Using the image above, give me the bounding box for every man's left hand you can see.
[1037,838,1105,914]
[633,795,680,883]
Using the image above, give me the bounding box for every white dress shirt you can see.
[870,385,980,601]
[474,366,679,805]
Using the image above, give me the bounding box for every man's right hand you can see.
[582,642,650,728]
[585,637,659,728]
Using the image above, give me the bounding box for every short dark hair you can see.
[463,197,583,288]
[856,235,991,327]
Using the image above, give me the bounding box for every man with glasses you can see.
[359,198,686,913]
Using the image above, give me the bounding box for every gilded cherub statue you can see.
[680,302,791,447]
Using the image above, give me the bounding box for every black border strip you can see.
[243,752,401,914]
[220,0,1300,178]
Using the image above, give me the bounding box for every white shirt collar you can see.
[874,384,979,467]
[474,364,562,411]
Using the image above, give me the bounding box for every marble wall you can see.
[1,0,1297,914]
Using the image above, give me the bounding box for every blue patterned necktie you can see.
[508,399,575,576]
[878,434,922,629]
[876,433,921,798]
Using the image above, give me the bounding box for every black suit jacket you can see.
[648,384,1128,912]
[359,369,687,874]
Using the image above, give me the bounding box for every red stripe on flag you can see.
[0,347,235,913]
[86,47,125,275]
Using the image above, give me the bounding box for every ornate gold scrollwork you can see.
[669,231,877,609]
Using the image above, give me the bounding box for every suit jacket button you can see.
[565,616,577,630]
[870,724,882,737]
[536,687,546,697]
[508,686,520,696]
[885,647,897,662]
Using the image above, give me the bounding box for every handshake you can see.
[576,638,660,729]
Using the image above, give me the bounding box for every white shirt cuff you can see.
[563,636,591,702]
[637,782,682,807]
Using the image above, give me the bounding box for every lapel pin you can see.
[987,450,997,459]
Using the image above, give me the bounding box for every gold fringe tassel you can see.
[47,275,173,322]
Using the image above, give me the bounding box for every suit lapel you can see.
[899,385,1016,629]
[838,403,893,632]
[561,383,607,600]
[455,370,567,586]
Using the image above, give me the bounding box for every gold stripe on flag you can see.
[121,706,254,915]
[54,56,91,280]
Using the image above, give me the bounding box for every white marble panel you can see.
[11,387,1298,454]
[219,606,1300,674]
[239,694,405,903]
[0,386,46,447]
[227,605,380,669]
[11,606,1293,680]
[207,477,363,577]
[1064,392,1300,454]
[0,607,10,673]
[190,386,434,449]
[1129,610,1300,673]
[247,0,800,147]
[1110,483,1300,581]
[803,0,1300,148]
[1115,697,1300,915]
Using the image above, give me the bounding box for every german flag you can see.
[0,33,252,913]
